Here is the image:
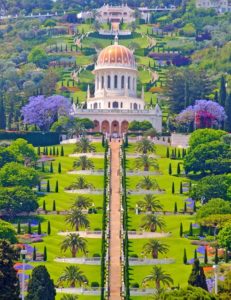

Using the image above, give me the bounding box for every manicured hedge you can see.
[0,131,60,146]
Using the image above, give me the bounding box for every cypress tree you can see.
[209,226,214,236]
[33,247,36,261]
[180,222,183,237]
[46,180,50,193]
[184,202,187,213]
[55,181,59,193]
[225,248,229,263]
[17,222,21,234]
[172,182,175,194]
[61,146,64,156]
[225,93,231,131]
[37,147,40,156]
[214,247,219,264]
[42,162,45,172]
[38,222,41,235]
[204,248,208,264]
[56,148,59,156]
[0,98,6,129]
[45,147,48,155]
[43,246,47,261]
[58,163,61,174]
[102,135,105,147]
[219,75,227,107]
[188,259,208,291]
[193,201,197,212]
[189,222,193,236]
[194,249,197,259]
[177,149,181,159]
[50,162,53,173]
[38,181,41,192]
[166,147,169,158]
[53,146,55,155]
[52,200,56,211]
[214,90,219,102]
[183,248,187,264]
[43,200,46,211]
[180,182,183,194]
[177,163,181,175]
[174,202,177,214]
[49,148,52,156]
[28,222,32,234]
[169,163,172,175]
[47,221,51,235]
[199,225,203,237]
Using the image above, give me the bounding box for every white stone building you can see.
[96,4,135,23]
[71,37,162,136]
[196,0,231,13]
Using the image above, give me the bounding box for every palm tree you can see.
[67,176,94,190]
[136,176,159,190]
[135,138,156,154]
[65,209,90,231]
[142,266,173,290]
[141,214,165,232]
[137,195,163,212]
[143,239,169,259]
[61,295,78,300]
[58,265,88,288]
[135,154,159,171]
[69,122,86,138]
[73,195,92,210]
[61,233,87,258]
[75,137,95,153]
[73,156,94,170]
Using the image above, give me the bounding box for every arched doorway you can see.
[111,120,119,136]
[101,120,110,134]
[93,120,100,132]
[121,120,129,134]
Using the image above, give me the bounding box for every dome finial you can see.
[114,35,119,45]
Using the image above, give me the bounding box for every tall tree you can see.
[26,265,56,300]
[225,93,231,131]
[0,98,6,129]
[219,75,227,107]
[188,259,208,291]
[61,233,87,258]
[0,240,20,300]
[143,239,169,259]
[142,266,173,290]
[58,266,88,288]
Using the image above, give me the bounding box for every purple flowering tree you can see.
[21,95,71,131]
[176,100,227,130]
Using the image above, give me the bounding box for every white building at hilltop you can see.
[196,0,231,13]
[71,37,162,136]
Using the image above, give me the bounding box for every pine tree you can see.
[47,180,50,192]
[166,147,169,158]
[189,222,193,236]
[177,163,181,175]
[214,247,219,264]
[50,162,53,173]
[204,248,208,264]
[52,200,56,211]
[43,246,47,261]
[26,265,55,300]
[0,240,20,299]
[180,222,183,237]
[172,182,175,194]
[194,249,197,259]
[183,248,187,264]
[38,222,41,235]
[28,222,32,234]
[58,162,61,173]
[180,182,183,194]
[33,247,36,261]
[0,98,6,129]
[47,221,51,235]
[188,259,208,291]
[43,200,46,211]
[17,222,21,234]
[219,75,227,107]
[169,163,172,175]
[61,146,64,156]
[55,181,59,193]
[174,202,177,214]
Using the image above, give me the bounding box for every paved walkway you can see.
[109,140,122,300]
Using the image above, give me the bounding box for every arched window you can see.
[133,78,135,90]
[114,75,118,89]
[101,76,104,89]
[120,102,123,108]
[94,103,98,109]
[128,76,131,89]
[134,103,138,110]
[112,101,119,108]
[121,76,125,89]
[108,102,111,108]
[107,75,111,89]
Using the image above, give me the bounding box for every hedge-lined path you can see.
[109,140,122,300]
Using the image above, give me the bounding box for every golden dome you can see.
[97,41,135,69]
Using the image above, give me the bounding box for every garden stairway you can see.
[109,140,122,300]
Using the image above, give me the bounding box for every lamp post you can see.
[20,249,27,300]
[213,264,219,294]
